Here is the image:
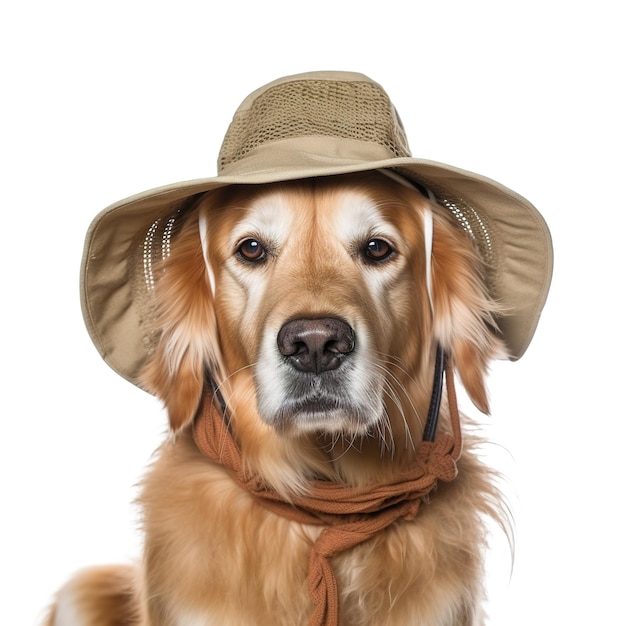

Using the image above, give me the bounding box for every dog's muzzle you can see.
[253,315,379,434]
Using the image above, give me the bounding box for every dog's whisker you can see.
[323,428,363,459]
[211,364,258,442]
[377,390,398,456]
[347,429,363,452]
[372,406,395,458]
[372,360,419,453]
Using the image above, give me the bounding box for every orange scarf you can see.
[192,363,462,626]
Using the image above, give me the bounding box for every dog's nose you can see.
[277,317,355,374]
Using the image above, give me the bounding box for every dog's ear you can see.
[430,211,505,414]
[139,209,222,431]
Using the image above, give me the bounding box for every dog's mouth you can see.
[269,374,377,435]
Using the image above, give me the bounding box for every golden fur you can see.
[44,172,509,625]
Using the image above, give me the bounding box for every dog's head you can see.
[140,172,504,468]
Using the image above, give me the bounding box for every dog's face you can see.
[141,172,502,455]
[207,176,433,438]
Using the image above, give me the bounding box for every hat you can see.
[81,71,553,388]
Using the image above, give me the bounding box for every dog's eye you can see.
[364,239,394,262]
[237,238,267,262]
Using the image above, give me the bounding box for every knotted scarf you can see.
[192,363,462,626]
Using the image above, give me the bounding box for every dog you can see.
[44,171,510,625]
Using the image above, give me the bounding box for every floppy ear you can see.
[430,210,505,413]
[139,209,222,431]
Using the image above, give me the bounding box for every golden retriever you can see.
[44,171,508,625]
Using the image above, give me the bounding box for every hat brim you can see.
[81,149,553,387]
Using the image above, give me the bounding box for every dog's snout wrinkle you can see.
[277,317,355,375]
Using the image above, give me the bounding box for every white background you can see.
[2,1,624,624]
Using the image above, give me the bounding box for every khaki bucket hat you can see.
[81,70,553,388]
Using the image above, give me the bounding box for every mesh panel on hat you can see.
[396,168,500,294]
[441,196,498,290]
[218,79,412,171]
[131,206,187,359]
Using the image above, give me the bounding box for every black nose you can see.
[277,317,355,374]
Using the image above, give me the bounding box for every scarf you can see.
[192,362,462,626]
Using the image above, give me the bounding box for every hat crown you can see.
[218,72,412,173]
